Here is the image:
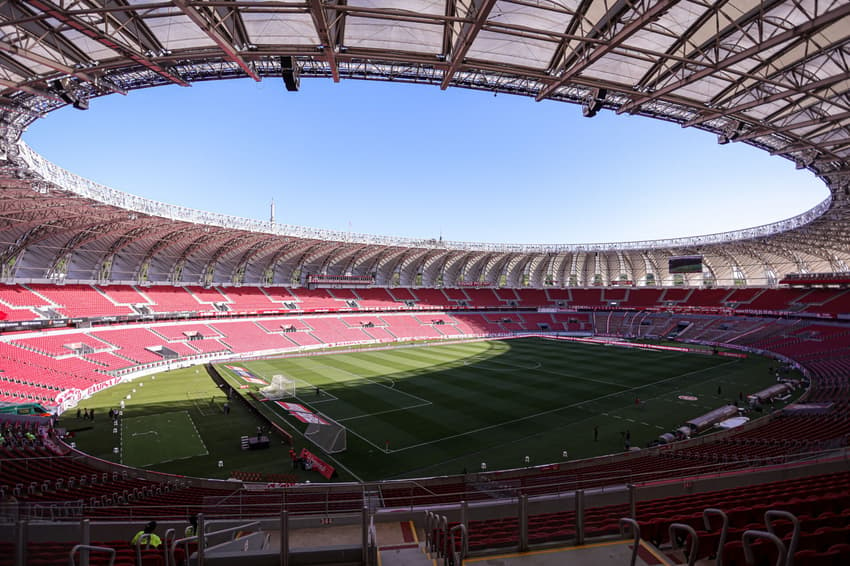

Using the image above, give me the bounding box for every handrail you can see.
[619,518,641,566]
[703,508,729,566]
[162,528,176,566]
[69,544,115,566]
[669,523,699,566]
[742,530,786,566]
[764,510,799,566]
[449,524,468,566]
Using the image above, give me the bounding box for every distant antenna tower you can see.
[270,198,276,224]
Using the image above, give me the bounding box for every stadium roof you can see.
[0,0,848,286]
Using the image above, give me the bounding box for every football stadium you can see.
[0,2,849,565]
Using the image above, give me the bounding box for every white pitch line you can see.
[474,355,628,388]
[337,401,433,422]
[385,358,740,454]
[320,363,433,406]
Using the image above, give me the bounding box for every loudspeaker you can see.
[281,56,300,92]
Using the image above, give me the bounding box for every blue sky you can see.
[24,78,828,245]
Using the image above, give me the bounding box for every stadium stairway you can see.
[379,544,434,566]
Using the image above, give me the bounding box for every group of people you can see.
[130,516,199,549]
[1,420,43,449]
[75,407,95,421]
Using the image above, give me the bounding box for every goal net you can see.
[305,414,347,454]
[259,375,296,400]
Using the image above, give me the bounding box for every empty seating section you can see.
[494,288,519,301]
[261,287,298,303]
[680,287,730,306]
[462,289,505,307]
[97,284,150,306]
[634,471,850,564]
[346,315,388,327]
[0,343,109,395]
[453,313,502,334]
[283,331,324,347]
[353,288,399,309]
[94,329,168,364]
[13,333,107,356]
[545,288,570,302]
[28,284,134,318]
[288,288,347,310]
[724,288,763,305]
[387,288,416,302]
[803,289,850,315]
[148,323,219,341]
[513,289,550,307]
[162,341,207,357]
[0,307,38,322]
[742,288,807,311]
[659,288,691,302]
[602,288,628,301]
[411,289,454,308]
[622,288,664,307]
[83,352,134,370]
[182,338,229,354]
[139,286,211,313]
[210,321,293,352]
[259,318,312,332]
[0,284,847,322]
[0,284,51,307]
[302,317,369,343]
[442,288,469,302]
[0,284,48,321]
[361,326,396,342]
[383,315,444,338]
[567,289,607,307]
[216,286,281,311]
[328,288,358,301]
[186,285,229,304]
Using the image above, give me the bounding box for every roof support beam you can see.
[635,0,787,94]
[705,34,850,112]
[617,3,850,115]
[771,138,850,156]
[685,72,850,128]
[26,0,189,87]
[543,0,595,76]
[0,1,92,66]
[536,0,680,102]
[440,0,498,89]
[735,110,850,145]
[0,40,126,95]
[0,78,63,102]
[307,0,340,82]
[173,0,261,82]
[632,0,733,92]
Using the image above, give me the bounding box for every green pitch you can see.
[121,411,207,467]
[219,337,802,481]
[69,368,300,481]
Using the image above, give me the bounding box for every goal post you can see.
[259,374,296,400]
[305,414,347,454]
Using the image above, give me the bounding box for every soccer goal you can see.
[259,375,296,400]
[305,414,347,454]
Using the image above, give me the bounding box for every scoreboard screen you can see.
[669,255,703,274]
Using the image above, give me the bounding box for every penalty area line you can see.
[337,401,433,423]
